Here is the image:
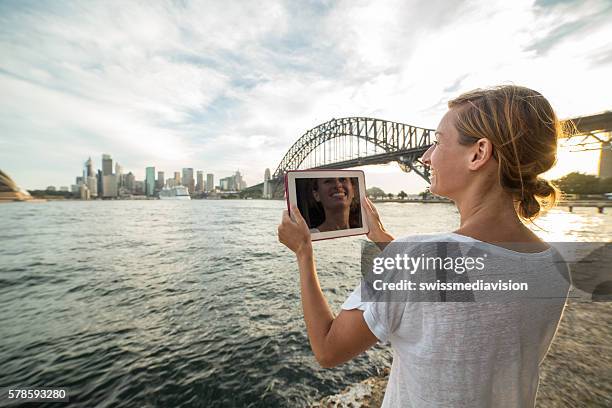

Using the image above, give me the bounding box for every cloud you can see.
[0,0,610,192]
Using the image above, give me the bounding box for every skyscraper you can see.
[145,167,156,197]
[115,163,123,189]
[182,168,194,194]
[157,171,165,190]
[206,174,214,192]
[196,171,204,192]
[97,170,103,197]
[124,172,135,193]
[102,154,113,176]
[174,172,181,186]
[85,157,94,178]
[102,175,118,198]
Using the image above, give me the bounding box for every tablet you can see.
[285,170,369,241]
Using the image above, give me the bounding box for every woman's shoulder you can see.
[393,232,457,243]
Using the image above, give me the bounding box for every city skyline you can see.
[59,153,246,197]
[1,1,611,193]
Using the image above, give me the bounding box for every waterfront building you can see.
[102,154,113,176]
[196,171,204,192]
[46,186,56,191]
[174,171,181,186]
[166,178,176,188]
[79,183,90,200]
[71,184,80,194]
[157,171,165,190]
[134,180,145,195]
[87,176,98,197]
[145,167,156,197]
[219,177,230,191]
[115,163,123,177]
[206,173,214,192]
[97,170,103,196]
[102,175,118,198]
[85,157,94,178]
[182,168,195,194]
[0,170,32,202]
[219,171,247,191]
[124,172,135,193]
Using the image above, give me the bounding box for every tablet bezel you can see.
[285,170,369,241]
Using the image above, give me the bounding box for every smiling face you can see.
[421,108,475,199]
[312,177,355,211]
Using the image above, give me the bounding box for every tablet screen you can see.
[286,170,368,240]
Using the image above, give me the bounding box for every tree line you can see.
[366,172,612,199]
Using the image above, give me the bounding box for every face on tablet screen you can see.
[295,177,362,232]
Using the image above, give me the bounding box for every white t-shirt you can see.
[342,232,570,408]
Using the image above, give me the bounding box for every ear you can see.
[313,190,320,202]
[467,138,494,171]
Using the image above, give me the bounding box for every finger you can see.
[363,197,374,213]
[282,210,292,224]
[290,205,306,225]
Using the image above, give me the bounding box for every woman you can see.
[306,177,362,232]
[278,85,570,407]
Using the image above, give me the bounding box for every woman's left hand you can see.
[278,205,312,257]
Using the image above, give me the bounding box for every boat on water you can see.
[159,186,191,200]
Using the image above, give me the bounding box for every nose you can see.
[421,145,434,167]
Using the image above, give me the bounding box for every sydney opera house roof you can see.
[0,170,32,201]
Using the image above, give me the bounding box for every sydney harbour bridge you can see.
[244,112,612,199]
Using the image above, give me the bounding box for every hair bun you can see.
[518,177,560,220]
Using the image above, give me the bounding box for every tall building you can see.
[196,171,204,192]
[97,170,103,196]
[115,163,123,176]
[134,180,145,195]
[102,154,113,176]
[102,175,118,198]
[182,168,195,194]
[85,157,94,178]
[174,172,181,186]
[80,183,90,200]
[220,177,230,191]
[87,176,97,197]
[206,173,214,192]
[124,172,135,193]
[145,167,156,197]
[157,171,165,190]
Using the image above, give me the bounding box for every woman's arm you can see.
[363,197,394,249]
[278,206,378,367]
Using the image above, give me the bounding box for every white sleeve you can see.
[341,238,429,343]
[341,283,407,344]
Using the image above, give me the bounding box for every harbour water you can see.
[1,200,610,407]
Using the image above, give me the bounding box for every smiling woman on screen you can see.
[278,85,571,408]
[307,177,361,233]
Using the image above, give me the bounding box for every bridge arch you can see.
[273,117,435,182]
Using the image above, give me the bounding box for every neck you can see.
[452,182,524,238]
[320,207,351,230]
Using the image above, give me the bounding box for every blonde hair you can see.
[448,85,563,222]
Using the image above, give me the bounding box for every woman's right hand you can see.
[363,196,394,246]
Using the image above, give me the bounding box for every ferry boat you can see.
[159,186,191,200]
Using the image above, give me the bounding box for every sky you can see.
[1,0,611,193]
